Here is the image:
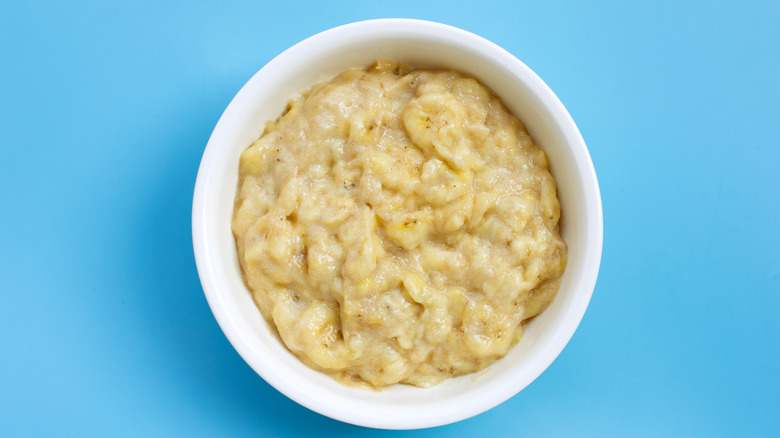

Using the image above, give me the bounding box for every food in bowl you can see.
[231,60,567,388]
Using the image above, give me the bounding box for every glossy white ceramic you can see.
[192,19,602,429]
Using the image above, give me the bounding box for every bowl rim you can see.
[192,18,603,429]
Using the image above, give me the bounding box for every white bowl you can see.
[192,19,602,429]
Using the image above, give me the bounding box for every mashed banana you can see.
[232,60,566,388]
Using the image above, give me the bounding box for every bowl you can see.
[192,18,602,429]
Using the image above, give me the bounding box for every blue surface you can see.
[2,1,779,436]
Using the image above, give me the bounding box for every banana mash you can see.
[232,60,567,388]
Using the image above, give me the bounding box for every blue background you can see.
[2,0,779,436]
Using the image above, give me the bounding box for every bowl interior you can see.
[193,19,602,429]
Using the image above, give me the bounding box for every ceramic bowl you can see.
[192,18,602,429]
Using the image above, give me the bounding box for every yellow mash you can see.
[232,60,567,388]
